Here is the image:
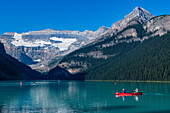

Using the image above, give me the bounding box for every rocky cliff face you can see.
[94,7,154,42]
[0,27,109,73]
[143,15,170,36]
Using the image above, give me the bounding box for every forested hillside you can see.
[84,33,170,80]
[54,21,170,81]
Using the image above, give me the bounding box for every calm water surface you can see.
[0,81,170,113]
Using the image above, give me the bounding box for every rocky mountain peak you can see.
[111,7,154,32]
[124,7,154,21]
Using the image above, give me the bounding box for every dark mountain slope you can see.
[0,42,43,80]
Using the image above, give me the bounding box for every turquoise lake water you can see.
[0,81,170,113]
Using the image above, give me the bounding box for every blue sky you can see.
[0,0,169,34]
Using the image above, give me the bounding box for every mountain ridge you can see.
[0,23,110,73]
[52,15,170,80]
[1,7,167,80]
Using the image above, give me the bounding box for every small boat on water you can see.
[115,92,143,96]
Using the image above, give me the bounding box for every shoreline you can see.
[86,80,170,83]
[0,80,170,83]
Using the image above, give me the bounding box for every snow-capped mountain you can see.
[0,7,155,73]
[0,27,109,72]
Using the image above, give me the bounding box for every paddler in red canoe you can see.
[135,88,139,93]
[122,88,138,93]
[116,88,142,96]
[122,89,126,93]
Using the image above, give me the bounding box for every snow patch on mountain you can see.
[33,59,41,62]
[11,33,77,51]
[11,33,52,47]
[50,37,77,51]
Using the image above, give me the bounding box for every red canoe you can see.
[115,92,143,96]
